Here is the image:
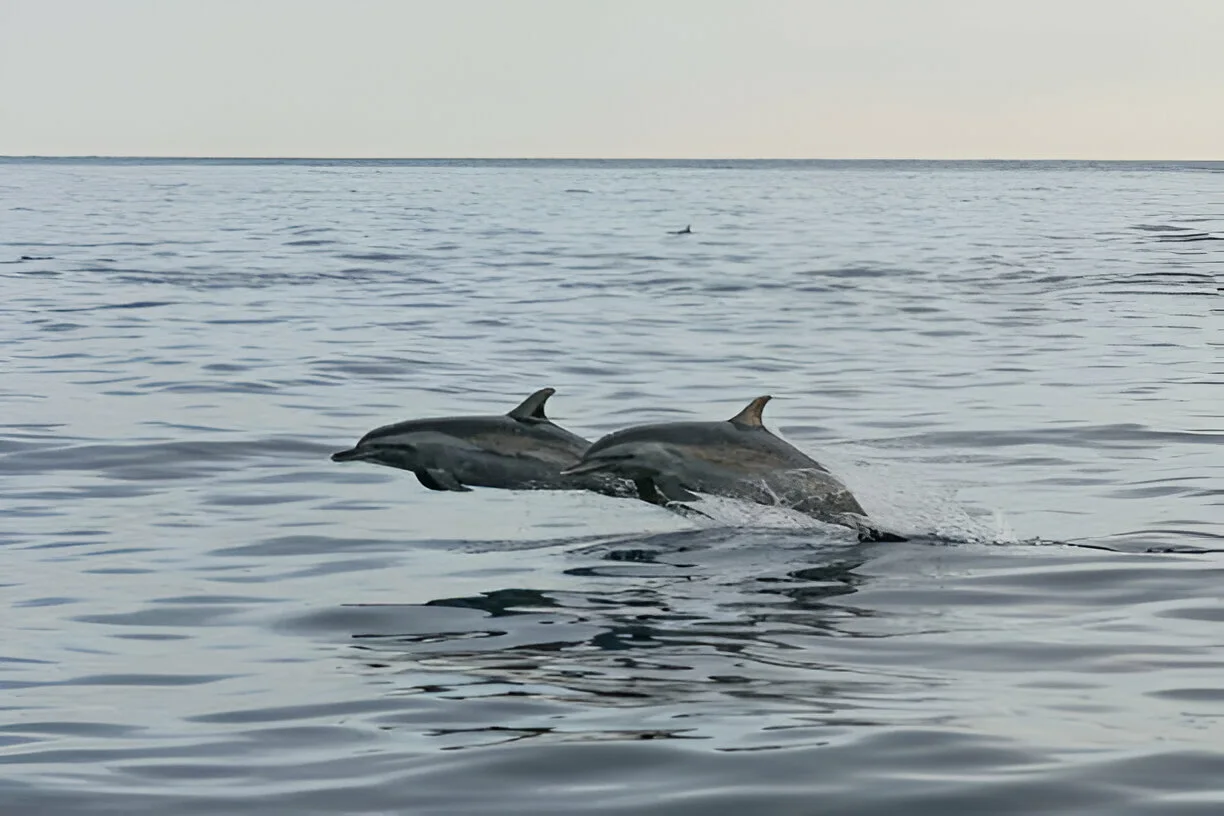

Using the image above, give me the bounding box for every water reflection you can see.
[335,529,920,749]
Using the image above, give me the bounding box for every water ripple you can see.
[0,158,1221,814]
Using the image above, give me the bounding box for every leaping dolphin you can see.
[561,396,904,541]
[331,388,635,498]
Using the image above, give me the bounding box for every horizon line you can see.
[2,155,1222,163]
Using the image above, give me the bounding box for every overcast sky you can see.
[1,0,1221,158]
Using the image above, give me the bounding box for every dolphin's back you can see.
[588,420,825,473]
[361,414,588,459]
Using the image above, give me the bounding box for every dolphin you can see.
[331,388,635,498]
[561,396,904,541]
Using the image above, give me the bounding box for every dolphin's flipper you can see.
[653,475,702,503]
[665,502,715,521]
[415,468,472,492]
[632,476,700,505]
[728,395,772,429]
[507,388,555,422]
[633,478,667,506]
[631,479,713,521]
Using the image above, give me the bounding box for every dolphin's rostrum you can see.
[561,395,904,541]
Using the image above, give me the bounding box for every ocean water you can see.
[1,157,1221,815]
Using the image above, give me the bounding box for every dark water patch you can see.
[245,557,402,581]
[1149,687,1224,701]
[0,720,139,738]
[1107,482,1206,499]
[75,605,244,627]
[186,698,406,725]
[3,268,61,278]
[205,492,318,506]
[201,317,280,325]
[312,356,443,377]
[0,655,56,668]
[0,435,75,455]
[14,596,77,608]
[802,265,899,278]
[1155,603,1224,622]
[1155,233,1222,243]
[83,567,157,575]
[154,594,279,605]
[209,534,420,557]
[280,602,491,638]
[287,226,337,235]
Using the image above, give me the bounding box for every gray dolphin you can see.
[331,388,635,498]
[561,396,904,541]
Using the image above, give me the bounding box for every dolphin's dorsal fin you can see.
[507,387,556,421]
[728,395,771,428]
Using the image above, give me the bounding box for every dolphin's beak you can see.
[559,460,608,477]
[330,447,365,462]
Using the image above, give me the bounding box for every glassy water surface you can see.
[1,158,1221,814]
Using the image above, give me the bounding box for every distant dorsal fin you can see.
[728,395,771,429]
[507,387,556,421]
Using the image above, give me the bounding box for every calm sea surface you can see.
[1,158,1221,815]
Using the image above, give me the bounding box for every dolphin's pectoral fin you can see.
[653,475,701,503]
[507,387,555,422]
[633,478,667,506]
[665,502,715,521]
[633,479,713,520]
[633,477,700,505]
[415,468,472,492]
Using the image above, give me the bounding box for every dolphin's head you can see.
[330,424,422,469]
[560,438,679,481]
[330,438,407,464]
[330,447,365,463]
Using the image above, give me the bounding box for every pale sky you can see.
[1,0,1221,159]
